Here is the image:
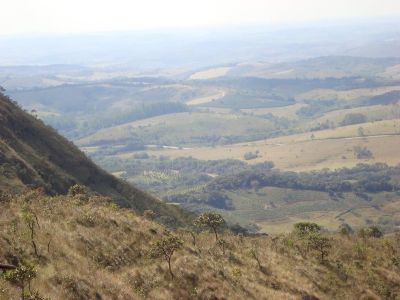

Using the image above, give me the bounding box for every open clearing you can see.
[186,90,226,105]
[189,67,231,80]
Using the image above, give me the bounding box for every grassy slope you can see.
[0,93,190,224]
[231,56,400,79]
[309,104,400,127]
[1,192,399,299]
[76,112,276,147]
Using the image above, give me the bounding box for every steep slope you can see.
[0,92,189,224]
[0,192,399,299]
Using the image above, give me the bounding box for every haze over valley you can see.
[1,1,400,298]
[2,18,400,233]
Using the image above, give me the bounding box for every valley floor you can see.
[113,119,400,172]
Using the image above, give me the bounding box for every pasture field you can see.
[126,119,400,171]
[256,194,400,234]
[214,187,400,233]
[296,85,400,102]
[186,90,226,105]
[310,104,400,126]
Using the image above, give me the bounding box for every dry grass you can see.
[257,200,400,235]
[296,85,400,102]
[189,67,231,80]
[380,64,400,80]
[186,91,226,106]
[1,191,400,299]
[135,119,400,171]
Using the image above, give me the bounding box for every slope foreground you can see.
[0,191,399,299]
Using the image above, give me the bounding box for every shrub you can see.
[353,146,373,159]
[338,223,354,236]
[366,226,383,238]
[243,152,258,160]
[68,184,88,197]
[3,263,37,300]
[143,210,156,220]
[358,226,383,238]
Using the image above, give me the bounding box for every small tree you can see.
[217,239,228,255]
[3,263,37,299]
[195,212,225,241]
[307,233,331,262]
[185,223,202,247]
[22,205,40,257]
[249,248,263,270]
[353,146,373,159]
[293,222,321,237]
[150,233,183,279]
[357,127,365,137]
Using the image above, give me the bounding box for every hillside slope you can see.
[0,192,399,299]
[0,92,189,224]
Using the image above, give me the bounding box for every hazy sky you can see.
[1,0,400,35]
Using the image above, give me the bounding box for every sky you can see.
[1,0,400,36]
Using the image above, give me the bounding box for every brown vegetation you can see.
[1,191,400,299]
